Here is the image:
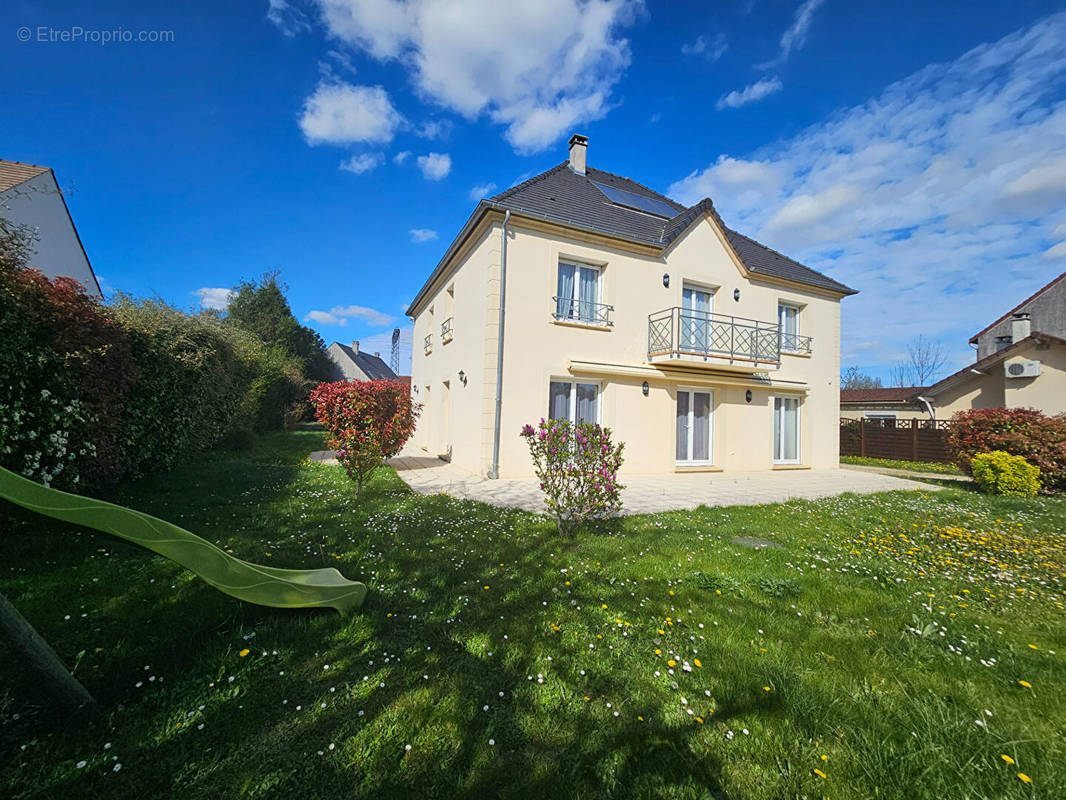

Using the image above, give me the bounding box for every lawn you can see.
[2,431,1064,799]
[840,455,965,475]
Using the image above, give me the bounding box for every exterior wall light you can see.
[733,288,741,301]
[745,389,752,403]
[458,370,467,386]
[662,273,670,288]
[642,381,649,396]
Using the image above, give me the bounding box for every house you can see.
[327,341,399,382]
[0,159,101,298]
[840,387,930,421]
[406,135,857,478]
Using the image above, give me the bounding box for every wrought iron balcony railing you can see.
[423,333,433,353]
[779,330,813,354]
[441,316,453,342]
[648,308,785,364]
[552,297,614,326]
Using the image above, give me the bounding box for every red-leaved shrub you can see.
[310,380,419,496]
[947,408,1066,492]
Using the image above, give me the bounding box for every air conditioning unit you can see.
[1005,359,1041,378]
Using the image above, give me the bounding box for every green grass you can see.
[841,455,965,475]
[2,431,1064,799]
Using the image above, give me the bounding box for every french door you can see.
[676,389,712,464]
[773,397,800,463]
[681,286,713,353]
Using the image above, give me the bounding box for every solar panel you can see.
[591,181,678,218]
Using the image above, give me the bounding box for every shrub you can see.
[947,408,1066,492]
[310,380,419,497]
[970,451,1040,496]
[520,418,625,538]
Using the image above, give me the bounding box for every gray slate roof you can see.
[489,163,856,295]
[333,343,397,380]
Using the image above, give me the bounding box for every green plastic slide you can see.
[0,466,366,616]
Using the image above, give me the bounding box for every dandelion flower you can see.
[1001,755,1015,765]
[694,659,702,667]
[763,686,771,692]
[667,659,677,668]
[1018,773,1032,784]
[1018,680,1032,688]
[813,769,826,779]
[239,649,250,657]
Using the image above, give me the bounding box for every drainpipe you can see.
[488,210,511,479]
[916,396,935,421]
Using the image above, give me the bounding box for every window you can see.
[681,285,713,353]
[778,303,800,351]
[773,397,800,463]
[548,380,599,425]
[555,262,602,323]
[676,389,713,464]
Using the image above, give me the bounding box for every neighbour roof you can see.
[332,343,398,381]
[0,159,50,193]
[408,151,857,315]
[968,271,1066,344]
[924,332,1066,395]
[840,387,925,403]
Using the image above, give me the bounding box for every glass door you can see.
[681,287,712,354]
[773,397,800,463]
[676,389,712,464]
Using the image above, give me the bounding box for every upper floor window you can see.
[555,261,608,324]
[778,303,801,351]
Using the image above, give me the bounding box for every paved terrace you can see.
[310,446,939,514]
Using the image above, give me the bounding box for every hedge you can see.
[947,407,1066,493]
[0,260,304,490]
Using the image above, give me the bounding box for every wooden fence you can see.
[839,418,953,463]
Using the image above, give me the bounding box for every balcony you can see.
[423,333,433,355]
[648,308,808,368]
[552,297,614,327]
[441,316,453,344]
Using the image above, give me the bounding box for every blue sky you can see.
[4,0,1066,379]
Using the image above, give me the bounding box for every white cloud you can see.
[469,182,498,200]
[309,0,640,153]
[299,82,403,145]
[409,228,438,242]
[339,152,384,173]
[670,12,1066,376]
[778,0,826,62]
[716,77,783,110]
[417,152,451,180]
[393,150,411,164]
[305,309,347,326]
[417,119,453,139]
[682,33,727,61]
[267,0,311,37]
[328,304,395,326]
[194,287,235,310]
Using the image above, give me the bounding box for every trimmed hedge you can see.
[970,451,1040,497]
[1,260,304,489]
[947,408,1066,493]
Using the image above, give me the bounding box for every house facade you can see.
[407,136,856,478]
[327,341,399,382]
[0,159,101,298]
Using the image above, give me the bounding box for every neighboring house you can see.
[840,387,930,420]
[969,271,1066,359]
[406,135,857,478]
[327,341,398,381]
[0,158,101,298]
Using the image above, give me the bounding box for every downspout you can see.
[488,210,511,479]
[916,396,935,421]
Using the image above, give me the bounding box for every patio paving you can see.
[347,445,941,515]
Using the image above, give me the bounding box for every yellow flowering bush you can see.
[970,451,1040,497]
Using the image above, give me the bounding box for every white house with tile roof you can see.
[407,135,856,478]
[327,341,399,382]
[0,159,101,298]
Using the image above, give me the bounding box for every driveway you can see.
[371,447,940,515]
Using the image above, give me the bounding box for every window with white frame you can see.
[676,388,713,464]
[773,396,800,463]
[555,261,603,324]
[548,380,599,425]
[778,303,800,351]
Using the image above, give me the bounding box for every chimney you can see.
[568,133,588,174]
[351,341,359,354]
[1011,312,1031,342]
[374,351,380,358]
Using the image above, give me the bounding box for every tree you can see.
[888,335,948,387]
[225,272,334,382]
[840,366,883,390]
[310,380,419,497]
[889,361,911,388]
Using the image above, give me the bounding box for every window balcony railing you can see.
[423,333,433,354]
[648,308,789,365]
[779,330,813,354]
[552,297,614,326]
[441,316,453,343]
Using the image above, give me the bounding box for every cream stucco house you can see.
[406,136,857,478]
